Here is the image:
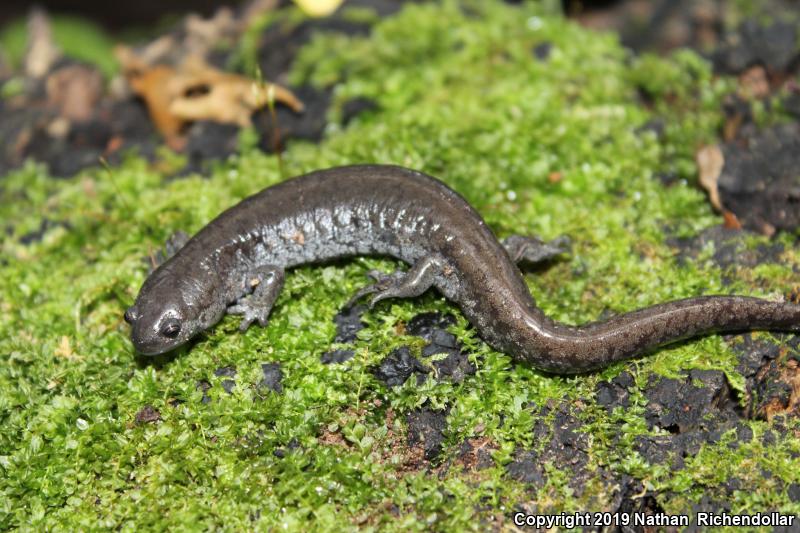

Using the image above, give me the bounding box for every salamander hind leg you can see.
[227,265,285,331]
[346,255,446,309]
[502,234,571,265]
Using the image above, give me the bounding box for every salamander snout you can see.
[125,302,190,356]
[123,306,139,325]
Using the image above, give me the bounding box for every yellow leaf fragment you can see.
[293,0,345,17]
[696,144,725,212]
[54,335,82,361]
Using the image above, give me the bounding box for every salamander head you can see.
[125,273,225,355]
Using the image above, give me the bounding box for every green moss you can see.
[1,1,798,530]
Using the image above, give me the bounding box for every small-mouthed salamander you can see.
[125,165,800,373]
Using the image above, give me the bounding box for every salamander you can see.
[125,165,800,373]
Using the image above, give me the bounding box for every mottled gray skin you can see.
[126,165,800,373]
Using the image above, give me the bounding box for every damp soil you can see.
[320,309,479,387]
[326,306,800,515]
[502,362,800,521]
[187,362,284,405]
[667,225,787,274]
[0,1,395,178]
[716,123,800,234]
[618,2,800,235]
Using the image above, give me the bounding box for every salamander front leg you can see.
[164,231,191,258]
[227,265,285,331]
[346,255,445,309]
[148,231,191,272]
[502,234,571,265]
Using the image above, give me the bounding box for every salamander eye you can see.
[159,318,182,338]
[124,307,137,324]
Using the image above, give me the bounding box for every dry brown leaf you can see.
[722,210,742,229]
[46,64,104,122]
[696,144,725,212]
[25,8,60,78]
[123,61,186,139]
[117,48,304,140]
[722,111,743,142]
[170,61,304,126]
